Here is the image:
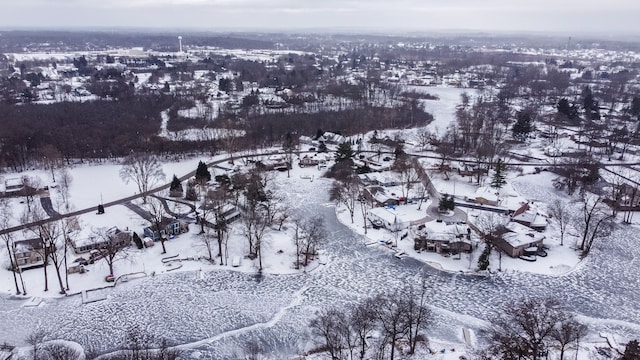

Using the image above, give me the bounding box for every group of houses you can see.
[10,214,191,272]
[359,160,550,259]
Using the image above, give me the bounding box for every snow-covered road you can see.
[1,176,639,358]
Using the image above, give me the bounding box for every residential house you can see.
[364,172,399,187]
[144,218,186,241]
[71,227,132,254]
[469,187,499,206]
[4,177,24,195]
[12,237,52,270]
[412,221,473,254]
[298,155,320,167]
[511,203,548,231]
[493,222,545,257]
[362,186,401,207]
[217,204,241,224]
[319,132,346,145]
[367,206,408,232]
[257,156,290,171]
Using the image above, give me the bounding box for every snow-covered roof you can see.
[368,205,427,224]
[5,177,23,189]
[503,221,545,247]
[420,221,470,242]
[502,231,544,248]
[513,209,548,228]
[475,187,498,202]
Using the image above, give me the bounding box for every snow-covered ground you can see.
[1,154,640,358]
[409,86,480,133]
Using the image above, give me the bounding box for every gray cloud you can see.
[1,0,638,34]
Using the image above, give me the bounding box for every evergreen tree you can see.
[318,142,328,153]
[335,142,354,162]
[132,232,144,249]
[582,86,600,121]
[170,175,183,193]
[491,159,507,189]
[557,98,580,123]
[185,180,198,201]
[438,194,455,212]
[195,161,211,184]
[215,174,231,188]
[631,97,640,120]
[513,109,533,141]
[478,245,490,270]
[621,339,640,360]
[370,129,379,143]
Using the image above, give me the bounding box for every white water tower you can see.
[178,35,183,53]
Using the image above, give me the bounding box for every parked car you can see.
[67,264,86,274]
[74,257,88,266]
[89,250,105,263]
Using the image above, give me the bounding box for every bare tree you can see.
[301,216,325,267]
[39,144,63,183]
[292,218,304,269]
[26,329,46,360]
[22,175,42,212]
[550,199,570,246]
[374,293,409,360]
[42,341,84,360]
[210,188,233,264]
[309,308,348,360]
[552,157,600,196]
[552,318,588,360]
[44,221,67,294]
[330,175,360,224]
[242,206,268,271]
[241,339,264,360]
[486,297,569,360]
[120,153,166,204]
[392,155,419,203]
[0,198,23,295]
[59,213,80,291]
[147,197,169,254]
[358,195,371,235]
[404,279,432,354]
[351,299,378,360]
[475,212,509,248]
[578,194,613,256]
[117,327,182,360]
[21,207,53,292]
[90,227,131,277]
[55,168,73,211]
[415,128,434,151]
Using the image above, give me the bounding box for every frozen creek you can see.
[1,176,639,359]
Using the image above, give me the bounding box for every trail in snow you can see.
[175,285,309,350]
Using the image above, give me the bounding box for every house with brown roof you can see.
[412,221,473,254]
[511,203,548,231]
[493,222,545,257]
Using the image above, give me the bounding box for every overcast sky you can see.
[2,0,639,35]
